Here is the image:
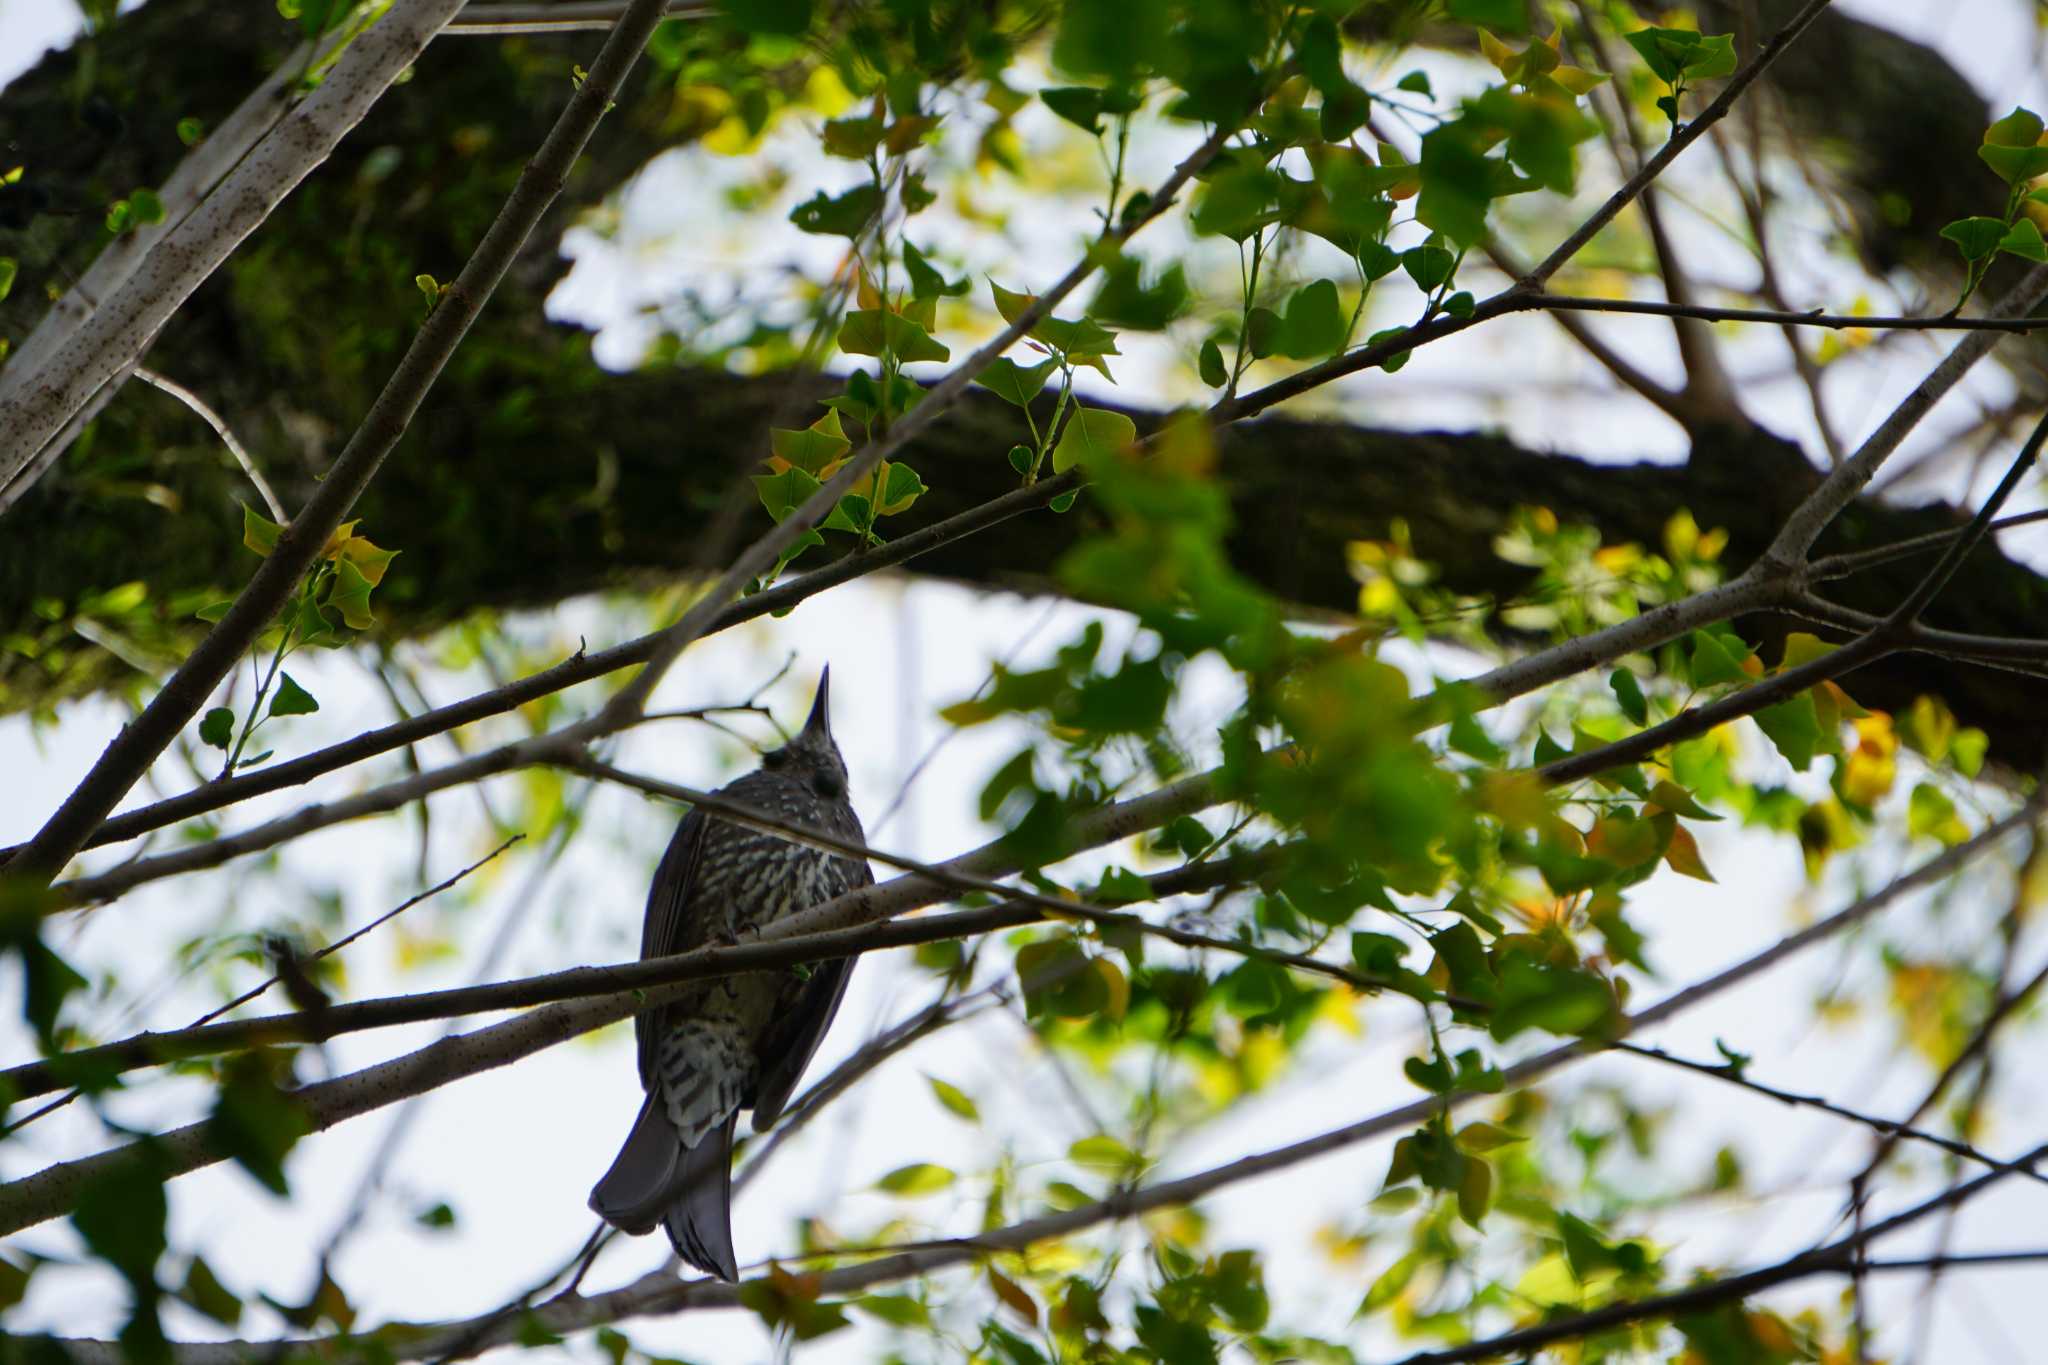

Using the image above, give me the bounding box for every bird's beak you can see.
[800,666,832,741]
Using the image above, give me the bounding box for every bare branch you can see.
[1525,296,2048,334]
[132,367,287,523]
[1763,265,2048,565]
[1612,1041,2048,1191]
[446,0,711,33]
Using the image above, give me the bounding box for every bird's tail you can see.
[588,1094,683,1235]
[663,1112,739,1282]
[588,1098,741,1282]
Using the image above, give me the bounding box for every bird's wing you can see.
[747,860,874,1130]
[636,805,710,1092]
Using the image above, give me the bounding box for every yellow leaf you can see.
[1478,29,1516,75]
[337,536,398,588]
[988,1269,1037,1326]
[1092,957,1129,1021]
[1549,65,1610,96]
[1662,824,1715,882]
[1841,713,1897,806]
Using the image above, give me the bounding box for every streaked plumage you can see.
[588,669,870,1280]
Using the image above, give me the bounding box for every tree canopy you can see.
[3,0,2048,1361]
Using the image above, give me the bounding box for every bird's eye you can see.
[762,748,789,768]
[812,771,844,799]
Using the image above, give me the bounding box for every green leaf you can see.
[1245,305,1281,360]
[851,1295,930,1328]
[874,1162,955,1195]
[200,707,236,749]
[1489,955,1616,1041]
[1998,217,2048,263]
[1198,337,1228,388]
[1980,143,2048,184]
[981,356,1057,407]
[1397,70,1433,96]
[1089,255,1189,331]
[902,241,965,298]
[1400,244,1455,292]
[820,113,885,159]
[210,1052,311,1195]
[268,672,319,718]
[1679,32,1735,78]
[1416,122,1495,245]
[753,464,823,522]
[415,1202,458,1230]
[1457,1154,1492,1227]
[822,492,870,533]
[1051,407,1138,473]
[1754,692,1825,771]
[1687,630,1750,686]
[873,461,926,516]
[789,184,882,238]
[73,1147,168,1285]
[1277,278,1345,359]
[1041,86,1105,133]
[178,1256,242,1327]
[1191,158,1281,240]
[1366,325,1414,372]
[1068,1134,1139,1170]
[242,504,283,557]
[1609,668,1647,725]
[1986,106,2046,147]
[1625,27,1733,84]
[327,558,375,630]
[838,308,950,363]
[926,1076,979,1122]
[1941,216,2008,261]
[1907,782,1969,845]
[0,257,15,303]
[768,410,852,474]
[128,187,165,225]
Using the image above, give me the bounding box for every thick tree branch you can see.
[0,0,469,503]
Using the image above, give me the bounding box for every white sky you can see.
[3,0,2048,1360]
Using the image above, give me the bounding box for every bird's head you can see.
[761,667,850,800]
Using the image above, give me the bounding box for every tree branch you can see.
[0,0,469,502]
[5,0,674,887]
[0,469,1074,869]
[3,782,2030,1246]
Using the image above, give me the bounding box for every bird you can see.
[588,667,871,1281]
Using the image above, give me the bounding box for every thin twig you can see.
[132,366,288,522]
